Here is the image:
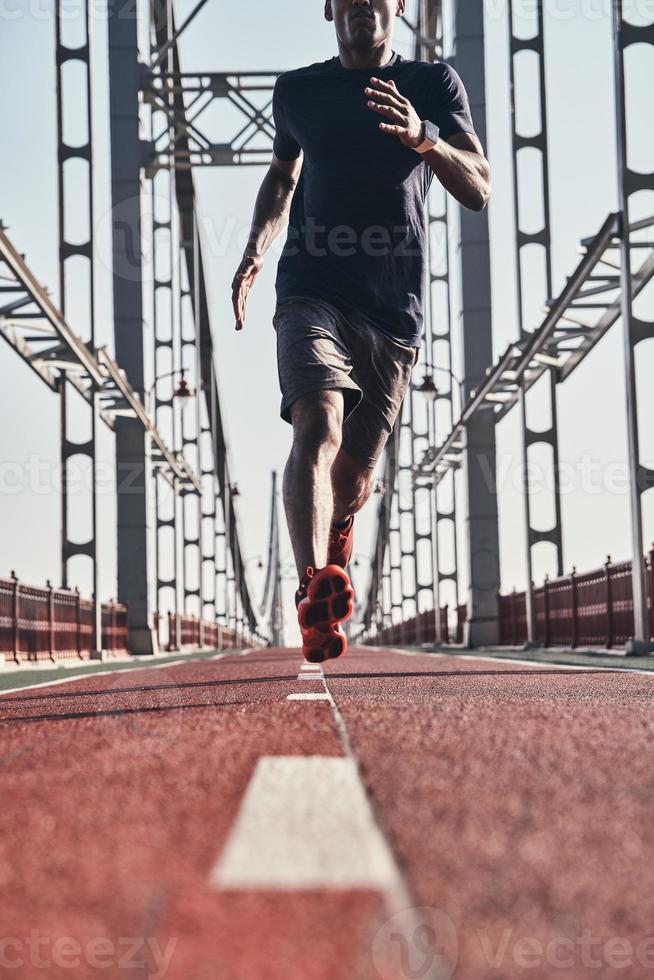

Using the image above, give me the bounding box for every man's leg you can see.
[283,389,345,577]
[331,447,376,524]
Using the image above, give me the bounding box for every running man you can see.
[232,0,490,662]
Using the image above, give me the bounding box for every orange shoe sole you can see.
[298,565,354,663]
[301,623,347,664]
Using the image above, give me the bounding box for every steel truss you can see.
[414,211,654,633]
[141,0,442,174]
[508,0,563,642]
[143,71,280,173]
[147,0,264,642]
[0,229,200,493]
[0,220,201,652]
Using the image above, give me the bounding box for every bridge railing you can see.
[164,612,262,653]
[499,549,654,650]
[0,573,128,662]
[365,605,467,647]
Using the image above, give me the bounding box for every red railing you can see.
[0,572,128,663]
[165,612,252,652]
[499,550,654,649]
[369,605,453,646]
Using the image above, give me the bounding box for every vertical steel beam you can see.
[415,0,460,644]
[178,217,203,625]
[151,173,179,638]
[149,6,181,646]
[427,181,460,641]
[613,3,654,654]
[55,0,103,655]
[508,0,563,644]
[200,365,218,626]
[451,0,500,646]
[107,1,156,653]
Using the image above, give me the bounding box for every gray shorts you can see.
[273,296,418,465]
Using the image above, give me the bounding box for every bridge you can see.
[1,1,654,977]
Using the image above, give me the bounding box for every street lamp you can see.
[417,366,465,415]
[146,369,196,414]
[416,374,438,401]
[172,373,194,401]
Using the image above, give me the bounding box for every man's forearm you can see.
[245,164,299,257]
[424,141,491,213]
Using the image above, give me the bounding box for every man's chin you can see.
[348,23,377,45]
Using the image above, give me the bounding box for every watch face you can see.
[424,121,440,144]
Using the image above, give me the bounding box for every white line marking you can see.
[435,651,650,674]
[286,693,331,702]
[0,668,122,698]
[0,655,204,698]
[376,646,654,674]
[300,663,322,671]
[212,756,402,890]
[296,673,325,681]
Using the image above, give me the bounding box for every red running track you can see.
[1,646,654,979]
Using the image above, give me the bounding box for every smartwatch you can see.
[415,120,440,154]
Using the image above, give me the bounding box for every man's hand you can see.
[366,76,491,212]
[231,253,263,331]
[365,77,424,149]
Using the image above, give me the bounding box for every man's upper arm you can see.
[430,62,477,142]
[272,76,302,163]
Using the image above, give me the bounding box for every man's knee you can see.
[290,392,343,459]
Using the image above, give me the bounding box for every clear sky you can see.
[0,0,652,645]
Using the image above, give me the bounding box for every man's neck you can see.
[336,38,395,70]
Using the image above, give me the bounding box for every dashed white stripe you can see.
[212,756,401,890]
[287,692,331,702]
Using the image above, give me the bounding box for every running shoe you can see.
[296,565,354,663]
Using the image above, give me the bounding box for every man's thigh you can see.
[274,296,362,424]
[341,322,418,466]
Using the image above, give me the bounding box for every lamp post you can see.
[146,368,196,417]
[415,366,465,417]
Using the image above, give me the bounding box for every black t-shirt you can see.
[272,52,476,347]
